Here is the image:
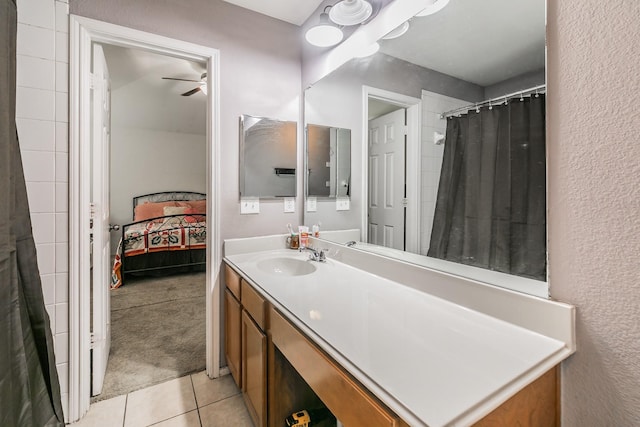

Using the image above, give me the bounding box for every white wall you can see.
[15,0,70,417]
[547,0,640,425]
[109,127,206,229]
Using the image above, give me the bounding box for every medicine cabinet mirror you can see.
[306,124,352,198]
[239,114,297,198]
[303,0,548,298]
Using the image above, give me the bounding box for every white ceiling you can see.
[222,0,324,25]
[102,45,207,136]
[380,0,545,86]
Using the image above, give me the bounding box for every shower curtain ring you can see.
[488,100,493,110]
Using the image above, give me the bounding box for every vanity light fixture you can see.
[415,0,450,17]
[329,0,373,26]
[382,21,410,40]
[305,6,344,47]
[354,41,380,58]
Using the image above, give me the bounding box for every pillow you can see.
[134,201,178,222]
[163,206,188,216]
[187,199,206,214]
[184,207,205,223]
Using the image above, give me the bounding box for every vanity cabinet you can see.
[224,265,242,387]
[224,261,559,427]
[225,263,268,427]
[241,279,268,427]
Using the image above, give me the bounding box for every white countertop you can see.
[225,248,573,427]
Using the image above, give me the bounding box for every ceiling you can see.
[222,0,324,25]
[223,0,545,88]
[379,0,545,86]
[102,45,207,136]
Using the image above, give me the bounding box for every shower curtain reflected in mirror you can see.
[428,95,546,281]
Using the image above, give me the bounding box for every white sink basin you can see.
[257,257,317,277]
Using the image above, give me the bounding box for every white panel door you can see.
[368,108,406,250]
[91,43,112,396]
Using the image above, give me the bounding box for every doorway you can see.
[70,16,221,422]
[362,87,422,254]
[89,43,209,401]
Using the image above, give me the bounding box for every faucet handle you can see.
[318,248,329,261]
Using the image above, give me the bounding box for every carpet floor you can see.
[92,271,206,402]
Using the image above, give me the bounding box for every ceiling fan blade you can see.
[162,77,200,82]
[181,87,201,97]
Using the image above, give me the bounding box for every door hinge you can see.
[90,333,96,349]
[402,198,409,206]
[402,125,408,135]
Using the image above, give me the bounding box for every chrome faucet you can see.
[301,247,327,262]
[345,240,357,247]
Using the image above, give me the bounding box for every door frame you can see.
[361,86,422,253]
[69,15,221,422]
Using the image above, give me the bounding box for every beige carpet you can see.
[92,271,206,402]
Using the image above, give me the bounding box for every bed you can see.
[111,191,207,288]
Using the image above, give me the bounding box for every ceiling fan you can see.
[162,72,207,96]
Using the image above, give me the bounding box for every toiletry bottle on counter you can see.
[298,226,309,248]
[312,224,320,238]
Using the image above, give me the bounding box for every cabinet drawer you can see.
[241,279,266,330]
[225,263,241,300]
[270,307,407,427]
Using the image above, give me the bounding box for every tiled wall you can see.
[15,0,70,418]
[419,91,468,255]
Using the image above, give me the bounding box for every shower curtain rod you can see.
[440,84,546,118]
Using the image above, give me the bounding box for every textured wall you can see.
[547,0,640,425]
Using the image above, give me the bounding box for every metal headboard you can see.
[132,191,206,220]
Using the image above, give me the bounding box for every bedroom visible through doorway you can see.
[91,43,208,401]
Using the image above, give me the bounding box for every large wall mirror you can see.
[304,0,548,297]
[240,114,297,198]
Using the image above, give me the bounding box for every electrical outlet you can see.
[336,198,350,211]
[240,198,260,214]
[306,197,317,212]
[284,198,295,213]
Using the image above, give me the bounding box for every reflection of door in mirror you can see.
[307,125,331,197]
[368,107,406,250]
[306,124,352,198]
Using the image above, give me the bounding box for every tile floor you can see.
[71,372,253,427]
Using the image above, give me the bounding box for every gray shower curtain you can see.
[428,95,546,281]
[1,0,65,425]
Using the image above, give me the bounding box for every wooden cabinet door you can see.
[242,310,267,427]
[224,289,242,387]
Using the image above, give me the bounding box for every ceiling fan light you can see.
[415,0,450,17]
[354,41,380,58]
[329,0,373,26]
[382,21,410,40]
[305,12,344,47]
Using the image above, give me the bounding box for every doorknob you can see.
[109,224,120,231]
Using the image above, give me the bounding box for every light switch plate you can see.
[284,198,295,213]
[336,197,350,211]
[306,197,317,212]
[240,198,260,214]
